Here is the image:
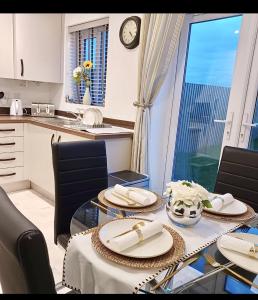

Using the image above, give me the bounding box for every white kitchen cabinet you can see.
[56,131,132,173]
[0,123,24,189]
[25,126,89,201]
[0,14,14,79]
[25,124,56,199]
[14,14,63,83]
[23,123,132,202]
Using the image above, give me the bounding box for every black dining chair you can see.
[214,146,258,212]
[0,186,56,294]
[51,140,108,249]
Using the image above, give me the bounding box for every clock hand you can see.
[129,31,133,37]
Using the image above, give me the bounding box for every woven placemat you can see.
[202,203,256,223]
[98,189,165,213]
[91,218,185,269]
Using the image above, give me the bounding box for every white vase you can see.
[82,87,91,105]
[166,198,202,227]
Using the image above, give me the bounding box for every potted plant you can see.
[164,180,212,227]
[73,60,93,105]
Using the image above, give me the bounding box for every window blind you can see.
[68,22,109,106]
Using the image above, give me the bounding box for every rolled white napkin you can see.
[220,235,258,259]
[113,184,150,205]
[209,193,235,211]
[108,220,163,252]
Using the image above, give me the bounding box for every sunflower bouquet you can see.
[72,60,93,87]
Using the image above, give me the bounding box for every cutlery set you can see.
[151,252,258,292]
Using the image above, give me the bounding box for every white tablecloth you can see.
[63,209,242,293]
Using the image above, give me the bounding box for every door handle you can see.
[0,129,15,132]
[51,134,55,145]
[242,122,258,127]
[214,112,234,140]
[20,59,24,77]
[214,119,231,123]
[57,135,61,143]
[239,113,257,143]
[0,142,15,146]
[0,158,16,162]
[0,172,16,177]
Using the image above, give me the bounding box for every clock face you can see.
[119,16,141,49]
[122,20,137,45]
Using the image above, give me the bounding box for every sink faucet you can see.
[69,111,82,123]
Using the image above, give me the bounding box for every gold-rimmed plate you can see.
[98,218,173,258]
[217,233,258,274]
[203,194,247,216]
[104,187,157,208]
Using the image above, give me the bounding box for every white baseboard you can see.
[30,182,55,205]
[1,180,31,193]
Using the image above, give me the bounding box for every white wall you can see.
[50,13,142,122]
[0,78,53,109]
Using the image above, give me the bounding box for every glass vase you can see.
[166,198,202,227]
[82,87,92,105]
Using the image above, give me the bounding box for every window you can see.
[67,18,109,106]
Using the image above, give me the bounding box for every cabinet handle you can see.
[0,158,16,162]
[57,135,61,143]
[0,142,15,146]
[0,172,16,177]
[21,59,24,77]
[0,129,15,132]
[51,134,55,145]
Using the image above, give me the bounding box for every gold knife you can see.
[90,200,124,218]
[151,255,200,291]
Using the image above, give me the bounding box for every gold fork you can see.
[203,253,258,289]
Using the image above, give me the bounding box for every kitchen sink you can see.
[31,117,112,131]
[31,117,80,126]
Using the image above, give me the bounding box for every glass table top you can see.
[70,198,258,294]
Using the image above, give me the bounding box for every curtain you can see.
[131,14,185,174]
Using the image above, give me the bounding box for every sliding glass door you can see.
[165,14,258,192]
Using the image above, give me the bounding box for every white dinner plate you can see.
[93,108,103,125]
[104,187,157,208]
[82,108,97,125]
[98,218,173,258]
[217,232,258,274]
[203,194,247,216]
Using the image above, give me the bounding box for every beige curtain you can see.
[131,13,185,174]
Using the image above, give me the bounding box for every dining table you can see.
[66,196,258,294]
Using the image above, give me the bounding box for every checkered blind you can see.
[68,23,109,106]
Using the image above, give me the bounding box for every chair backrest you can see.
[0,187,56,294]
[52,140,108,244]
[214,146,258,212]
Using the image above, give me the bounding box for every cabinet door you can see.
[25,124,56,199]
[0,14,14,78]
[14,14,63,83]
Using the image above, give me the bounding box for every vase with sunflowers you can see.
[73,60,93,105]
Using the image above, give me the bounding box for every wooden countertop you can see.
[0,116,134,140]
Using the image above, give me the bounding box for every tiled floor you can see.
[0,189,67,294]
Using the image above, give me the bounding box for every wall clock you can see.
[119,16,141,49]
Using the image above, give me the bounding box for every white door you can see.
[0,14,14,78]
[165,13,258,192]
[14,14,63,83]
[238,32,258,150]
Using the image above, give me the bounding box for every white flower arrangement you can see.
[163,180,212,208]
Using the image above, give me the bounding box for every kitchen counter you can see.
[0,115,134,140]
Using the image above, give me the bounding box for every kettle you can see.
[10,99,23,116]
